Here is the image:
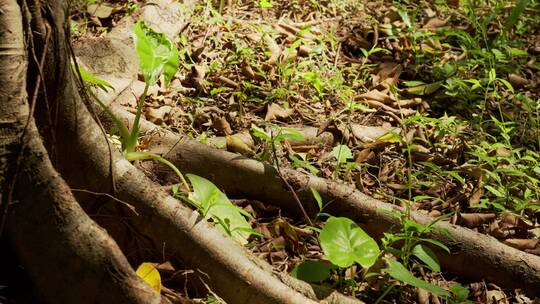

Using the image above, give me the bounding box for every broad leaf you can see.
[383,258,449,297]
[319,217,379,268]
[75,65,114,92]
[290,261,334,283]
[133,21,179,85]
[135,263,161,293]
[412,244,440,272]
[330,145,353,165]
[187,174,253,245]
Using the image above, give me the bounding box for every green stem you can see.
[127,82,149,153]
[126,151,191,192]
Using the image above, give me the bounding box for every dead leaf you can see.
[145,106,172,125]
[424,18,447,30]
[356,89,395,104]
[226,134,255,156]
[456,213,496,228]
[508,73,528,88]
[502,238,539,250]
[87,3,113,18]
[265,103,294,121]
[351,124,400,142]
[469,175,483,205]
[213,117,233,135]
[263,34,281,64]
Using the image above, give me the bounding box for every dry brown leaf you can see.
[145,106,172,125]
[456,213,496,228]
[213,117,233,135]
[502,238,539,250]
[265,103,294,121]
[263,34,281,64]
[469,175,483,205]
[508,73,528,88]
[424,18,447,30]
[354,148,374,163]
[351,124,399,142]
[356,89,395,104]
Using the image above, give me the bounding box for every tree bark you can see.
[0,1,163,303]
[113,105,540,297]
[6,1,360,303]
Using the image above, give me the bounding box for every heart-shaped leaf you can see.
[133,21,179,86]
[319,217,379,268]
[330,145,352,165]
[290,261,335,283]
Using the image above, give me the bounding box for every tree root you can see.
[14,2,363,303]
[112,105,540,297]
[0,1,162,303]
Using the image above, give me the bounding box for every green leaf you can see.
[75,65,114,92]
[383,258,449,297]
[412,244,440,272]
[187,174,253,245]
[310,187,323,211]
[275,127,305,143]
[133,21,179,85]
[503,0,530,33]
[319,217,380,268]
[404,81,443,95]
[251,124,271,141]
[290,261,335,283]
[330,145,353,165]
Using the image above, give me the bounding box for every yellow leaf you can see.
[136,262,161,293]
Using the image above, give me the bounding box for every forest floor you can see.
[3,0,539,303]
[75,0,540,303]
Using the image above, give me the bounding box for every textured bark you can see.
[14,2,361,303]
[0,1,163,303]
[111,106,540,297]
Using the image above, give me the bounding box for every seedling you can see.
[77,20,189,191]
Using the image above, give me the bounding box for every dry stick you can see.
[120,107,540,297]
[270,131,313,227]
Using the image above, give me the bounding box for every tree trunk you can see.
[0,1,162,303]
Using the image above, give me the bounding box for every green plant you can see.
[77,21,189,191]
[329,144,357,177]
[175,174,260,245]
[251,124,304,162]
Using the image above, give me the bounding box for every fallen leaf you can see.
[351,124,400,142]
[265,103,294,121]
[356,89,395,104]
[226,134,255,156]
[87,3,113,18]
[145,106,172,125]
[424,18,447,30]
[456,213,496,228]
[508,73,528,88]
[502,238,539,250]
[213,117,233,135]
[136,262,161,293]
